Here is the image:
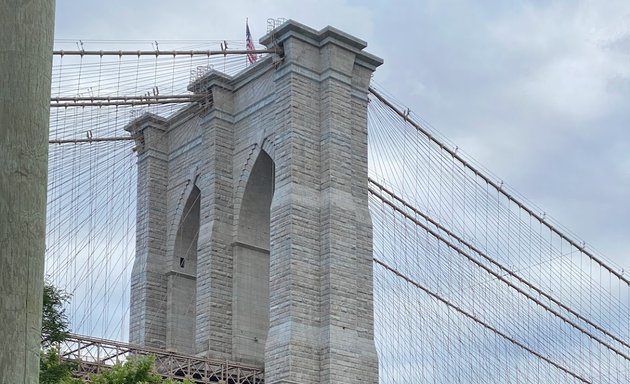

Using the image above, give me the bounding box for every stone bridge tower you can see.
[126,20,382,384]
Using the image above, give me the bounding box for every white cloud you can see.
[487,0,630,123]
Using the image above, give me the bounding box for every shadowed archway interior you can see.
[233,150,274,364]
[167,185,200,353]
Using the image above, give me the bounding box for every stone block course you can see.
[128,20,382,383]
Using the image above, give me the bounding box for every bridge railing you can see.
[59,334,264,383]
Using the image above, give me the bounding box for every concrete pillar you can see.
[260,21,382,384]
[127,20,381,383]
[195,84,235,357]
[126,114,170,349]
[0,1,55,382]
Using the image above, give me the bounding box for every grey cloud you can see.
[54,0,628,266]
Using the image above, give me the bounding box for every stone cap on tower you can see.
[124,112,168,132]
[260,19,383,71]
[187,19,383,98]
[124,112,168,154]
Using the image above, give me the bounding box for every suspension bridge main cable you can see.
[53,48,281,57]
[369,177,630,351]
[373,257,592,383]
[49,137,135,145]
[50,94,207,108]
[368,185,630,361]
[368,86,629,286]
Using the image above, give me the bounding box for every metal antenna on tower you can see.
[266,18,287,33]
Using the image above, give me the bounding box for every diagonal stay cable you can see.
[368,186,630,361]
[368,86,629,286]
[373,257,592,384]
[369,177,630,351]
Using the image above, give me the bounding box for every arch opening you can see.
[174,185,200,273]
[166,185,200,353]
[233,150,274,364]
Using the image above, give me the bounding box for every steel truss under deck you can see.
[59,334,264,383]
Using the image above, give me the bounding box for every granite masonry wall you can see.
[126,20,382,384]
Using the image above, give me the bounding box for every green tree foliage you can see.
[40,282,78,383]
[42,282,71,346]
[39,283,191,383]
[39,348,82,384]
[90,356,192,384]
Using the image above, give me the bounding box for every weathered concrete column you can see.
[126,114,170,349]
[0,1,55,382]
[194,78,236,357]
[261,21,382,384]
[126,21,381,382]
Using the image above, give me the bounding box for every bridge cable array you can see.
[45,39,629,383]
[367,87,629,382]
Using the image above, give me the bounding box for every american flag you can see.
[246,21,257,64]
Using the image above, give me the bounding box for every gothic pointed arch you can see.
[166,184,200,353]
[232,149,274,364]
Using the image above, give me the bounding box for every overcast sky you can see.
[54,0,629,269]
